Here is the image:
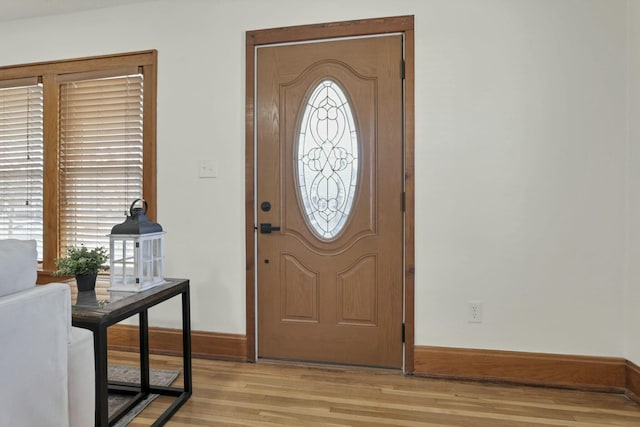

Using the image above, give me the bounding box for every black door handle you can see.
[260,223,281,234]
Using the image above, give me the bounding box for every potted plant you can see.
[53,246,109,291]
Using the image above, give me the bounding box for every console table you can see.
[70,278,192,427]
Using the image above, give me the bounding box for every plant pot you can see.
[75,273,98,292]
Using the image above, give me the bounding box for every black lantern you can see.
[109,199,165,291]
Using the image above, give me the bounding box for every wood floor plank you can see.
[108,351,640,426]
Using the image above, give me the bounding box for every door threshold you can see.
[257,357,401,374]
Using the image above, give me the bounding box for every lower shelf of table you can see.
[108,381,191,426]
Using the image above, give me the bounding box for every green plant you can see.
[53,246,109,276]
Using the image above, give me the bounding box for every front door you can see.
[256,35,404,368]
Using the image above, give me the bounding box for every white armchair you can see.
[0,239,95,427]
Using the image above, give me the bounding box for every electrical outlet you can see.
[468,301,483,323]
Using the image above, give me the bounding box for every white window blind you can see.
[0,78,44,259]
[59,73,144,251]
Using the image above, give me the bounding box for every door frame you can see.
[245,15,415,372]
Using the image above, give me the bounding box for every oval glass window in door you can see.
[296,79,359,240]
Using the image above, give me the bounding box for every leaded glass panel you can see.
[296,80,359,239]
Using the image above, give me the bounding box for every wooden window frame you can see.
[0,50,157,282]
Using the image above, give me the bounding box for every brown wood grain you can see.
[256,35,404,367]
[244,30,257,363]
[108,324,247,361]
[42,73,59,272]
[141,50,158,222]
[627,360,640,404]
[415,345,626,392]
[108,329,640,401]
[247,15,415,45]
[1,50,158,271]
[109,350,640,426]
[245,14,415,370]
[0,51,157,77]
[403,23,416,375]
[36,271,65,284]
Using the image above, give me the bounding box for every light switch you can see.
[198,160,217,178]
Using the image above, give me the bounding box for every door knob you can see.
[260,223,281,234]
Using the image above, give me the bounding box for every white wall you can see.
[417,0,627,357]
[0,0,631,358]
[627,0,640,367]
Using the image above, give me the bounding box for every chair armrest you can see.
[0,283,71,426]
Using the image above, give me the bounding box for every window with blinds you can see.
[0,78,44,259]
[0,51,156,274]
[59,73,144,251]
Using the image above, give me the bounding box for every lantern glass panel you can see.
[109,231,165,291]
[110,238,138,287]
[141,239,149,261]
[153,238,162,258]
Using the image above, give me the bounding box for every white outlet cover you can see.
[468,301,483,323]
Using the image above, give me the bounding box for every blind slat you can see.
[0,83,44,257]
[60,73,144,251]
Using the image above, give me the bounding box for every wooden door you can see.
[257,35,404,368]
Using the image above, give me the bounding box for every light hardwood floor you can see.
[109,351,640,426]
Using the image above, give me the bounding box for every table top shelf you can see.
[70,278,189,326]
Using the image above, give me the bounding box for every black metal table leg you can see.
[94,324,109,427]
[183,286,192,395]
[140,309,150,393]
[150,284,192,427]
